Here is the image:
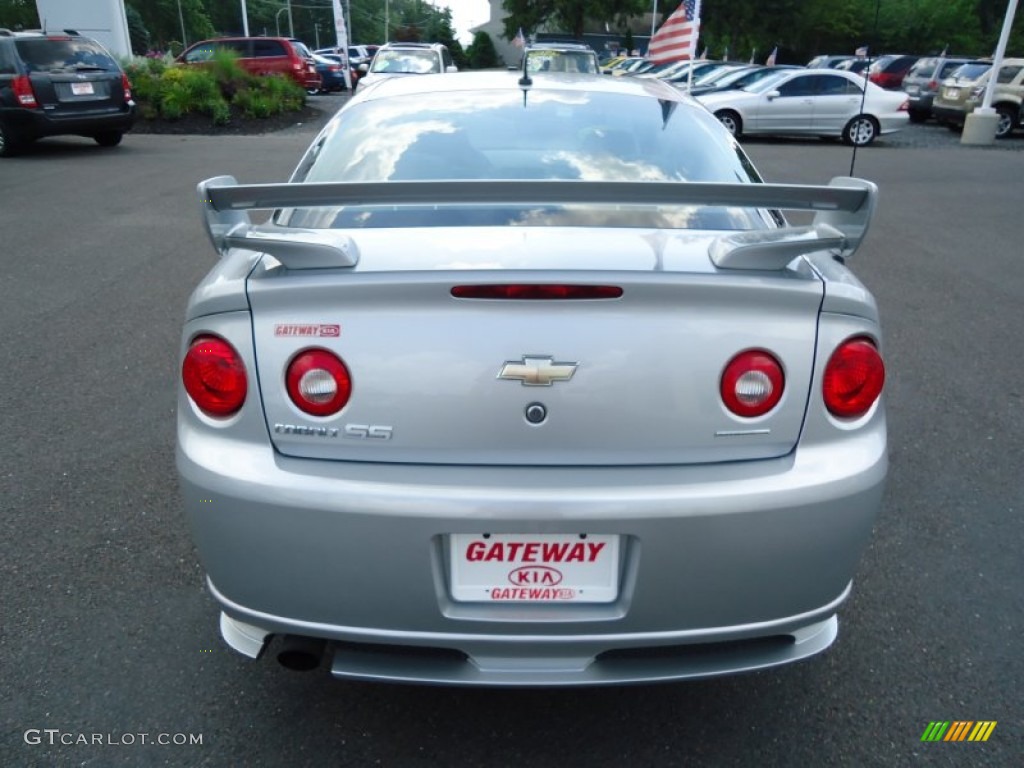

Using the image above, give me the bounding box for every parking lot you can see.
[0,119,1020,766]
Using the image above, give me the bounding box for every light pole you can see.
[275,7,288,36]
[288,1,294,38]
[176,0,187,47]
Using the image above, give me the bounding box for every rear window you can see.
[907,58,937,78]
[284,88,767,231]
[951,63,991,81]
[14,38,118,72]
[370,49,440,74]
[290,40,314,59]
[526,49,599,74]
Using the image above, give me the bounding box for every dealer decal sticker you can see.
[274,324,340,337]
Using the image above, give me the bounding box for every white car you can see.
[354,42,456,92]
[698,68,909,145]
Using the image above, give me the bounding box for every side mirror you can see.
[446,65,458,73]
[766,90,781,100]
[358,63,368,73]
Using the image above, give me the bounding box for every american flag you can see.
[648,0,702,63]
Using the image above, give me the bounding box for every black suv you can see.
[0,28,136,157]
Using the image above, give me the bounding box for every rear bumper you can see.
[178,411,887,685]
[931,104,968,126]
[1,103,136,139]
[906,92,935,111]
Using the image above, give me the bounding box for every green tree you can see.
[0,0,39,29]
[126,0,214,50]
[126,4,151,55]
[502,0,650,41]
[467,30,501,69]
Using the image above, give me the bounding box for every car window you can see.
[996,65,1022,83]
[252,39,286,57]
[907,58,936,78]
[938,61,967,78]
[285,89,766,230]
[14,38,118,72]
[290,40,314,59]
[952,62,991,80]
[371,50,441,74]
[0,44,16,74]
[817,75,859,95]
[776,75,817,97]
[526,49,599,74]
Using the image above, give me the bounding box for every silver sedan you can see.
[177,71,887,686]
[699,68,910,145]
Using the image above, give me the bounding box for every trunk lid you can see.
[248,227,823,466]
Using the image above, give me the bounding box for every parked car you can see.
[311,53,348,93]
[317,53,361,89]
[661,61,744,87]
[177,36,320,92]
[688,65,800,96]
[866,54,920,89]
[607,56,649,76]
[698,67,909,145]
[834,58,871,75]
[354,41,456,92]
[0,27,135,156]
[806,55,854,69]
[315,44,375,74]
[901,56,979,122]
[931,58,1024,138]
[180,70,887,685]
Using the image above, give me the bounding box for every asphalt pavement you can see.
[0,117,1020,767]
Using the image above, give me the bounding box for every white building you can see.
[34,0,132,58]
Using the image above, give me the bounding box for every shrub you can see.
[128,57,306,126]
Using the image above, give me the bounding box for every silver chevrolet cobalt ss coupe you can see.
[177,69,887,686]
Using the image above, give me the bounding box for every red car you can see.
[867,55,920,90]
[178,37,320,91]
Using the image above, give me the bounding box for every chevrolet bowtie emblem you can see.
[498,356,578,386]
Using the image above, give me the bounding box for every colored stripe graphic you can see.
[969,722,997,742]
[921,722,949,741]
[921,721,996,742]
[944,721,972,741]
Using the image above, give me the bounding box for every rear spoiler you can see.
[198,175,876,270]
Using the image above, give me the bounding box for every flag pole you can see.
[650,0,658,40]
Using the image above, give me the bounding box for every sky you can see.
[436,0,491,45]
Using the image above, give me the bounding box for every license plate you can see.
[450,533,620,603]
[71,81,94,95]
[943,87,959,99]
[905,85,919,95]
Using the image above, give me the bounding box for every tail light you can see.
[182,336,248,417]
[12,75,38,108]
[122,73,132,101]
[286,349,352,416]
[898,99,909,111]
[822,338,885,418]
[451,284,623,300]
[720,350,785,418]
